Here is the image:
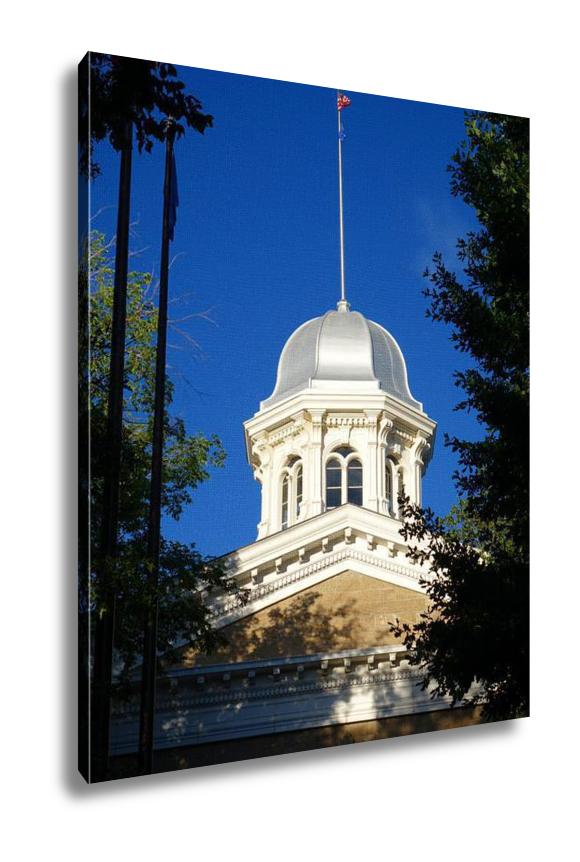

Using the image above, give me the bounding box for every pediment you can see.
[213,537,427,632]
[180,570,428,668]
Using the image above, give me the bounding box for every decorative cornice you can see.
[326,414,371,427]
[170,666,426,709]
[265,420,305,447]
[217,504,413,571]
[412,432,432,465]
[114,664,429,717]
[391,427,416,445]
[213,546,426,621]
[245,391,436,440]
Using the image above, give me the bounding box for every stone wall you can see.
[181,570,428,666]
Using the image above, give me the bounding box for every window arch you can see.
[325,447,363,509]
[334,445,354,458]
[280,457,304,529]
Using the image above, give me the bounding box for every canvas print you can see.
[78,53,529,783]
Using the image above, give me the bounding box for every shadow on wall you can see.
[184,591,360,666]
[110,702,487,779]
[109,572,484,778]
[181,570,428,667]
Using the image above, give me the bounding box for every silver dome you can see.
[261,303,422,411]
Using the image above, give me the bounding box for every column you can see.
[253,436,272,539]
[413,460,422,506]
[410,434,430,507]
[378,444,386,514]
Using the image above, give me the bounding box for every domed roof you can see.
[261,301,422,411]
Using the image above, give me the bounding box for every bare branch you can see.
[168,307,218,326]
[168,291,200,307]
[168,323,205,355]
[169,252,187,270]
[128,246,150,260]
[168,370,211,399]
[89,234,116,262]
[128,216,141,238]
[90,205,116,223]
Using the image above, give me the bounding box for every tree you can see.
[88,232,239,692]
[79,53,214,780]
[79,53,213,177]
[392,112,529,721]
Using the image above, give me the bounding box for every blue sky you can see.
[90,64,481,557]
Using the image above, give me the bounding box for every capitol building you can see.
[111,296,482,770]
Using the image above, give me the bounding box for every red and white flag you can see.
[337,93,351,111]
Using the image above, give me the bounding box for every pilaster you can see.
[308,408,326,517]
[364,409,381,512]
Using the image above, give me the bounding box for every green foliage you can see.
[89,231,236,683]
[392,112,529,721]
[79,53,213,177]
[109,540,234,694]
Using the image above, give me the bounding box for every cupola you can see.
[244,302,437,540]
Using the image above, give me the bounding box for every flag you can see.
[337,93,351,111]
[168,152,179,242]
[338,128,346,140]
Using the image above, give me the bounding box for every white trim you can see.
[111,662,462,754]
[245,391,436,457]
[213,546,426,627]
[164,645,409,681]
[220,504,407,574]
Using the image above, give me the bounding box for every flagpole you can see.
[337,91,346,305]
[138,117,176,775]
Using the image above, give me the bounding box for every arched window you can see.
[325,447,363,509]
[295,463,303,517]
[281,473,289,530]
[385,458,393,509]
[280,457,304,529]
[347,459,363,505]
[385,454,400,515]
[397,467,405,501]
[325,458,342,509]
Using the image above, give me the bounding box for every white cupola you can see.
[244,301,437,539]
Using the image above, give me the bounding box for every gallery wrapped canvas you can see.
[78,52,529,783]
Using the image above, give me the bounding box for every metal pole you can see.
[337,92,346,304]
[91,118,133,783]
[138,119,176,775]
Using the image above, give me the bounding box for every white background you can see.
[1,1,578,859]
